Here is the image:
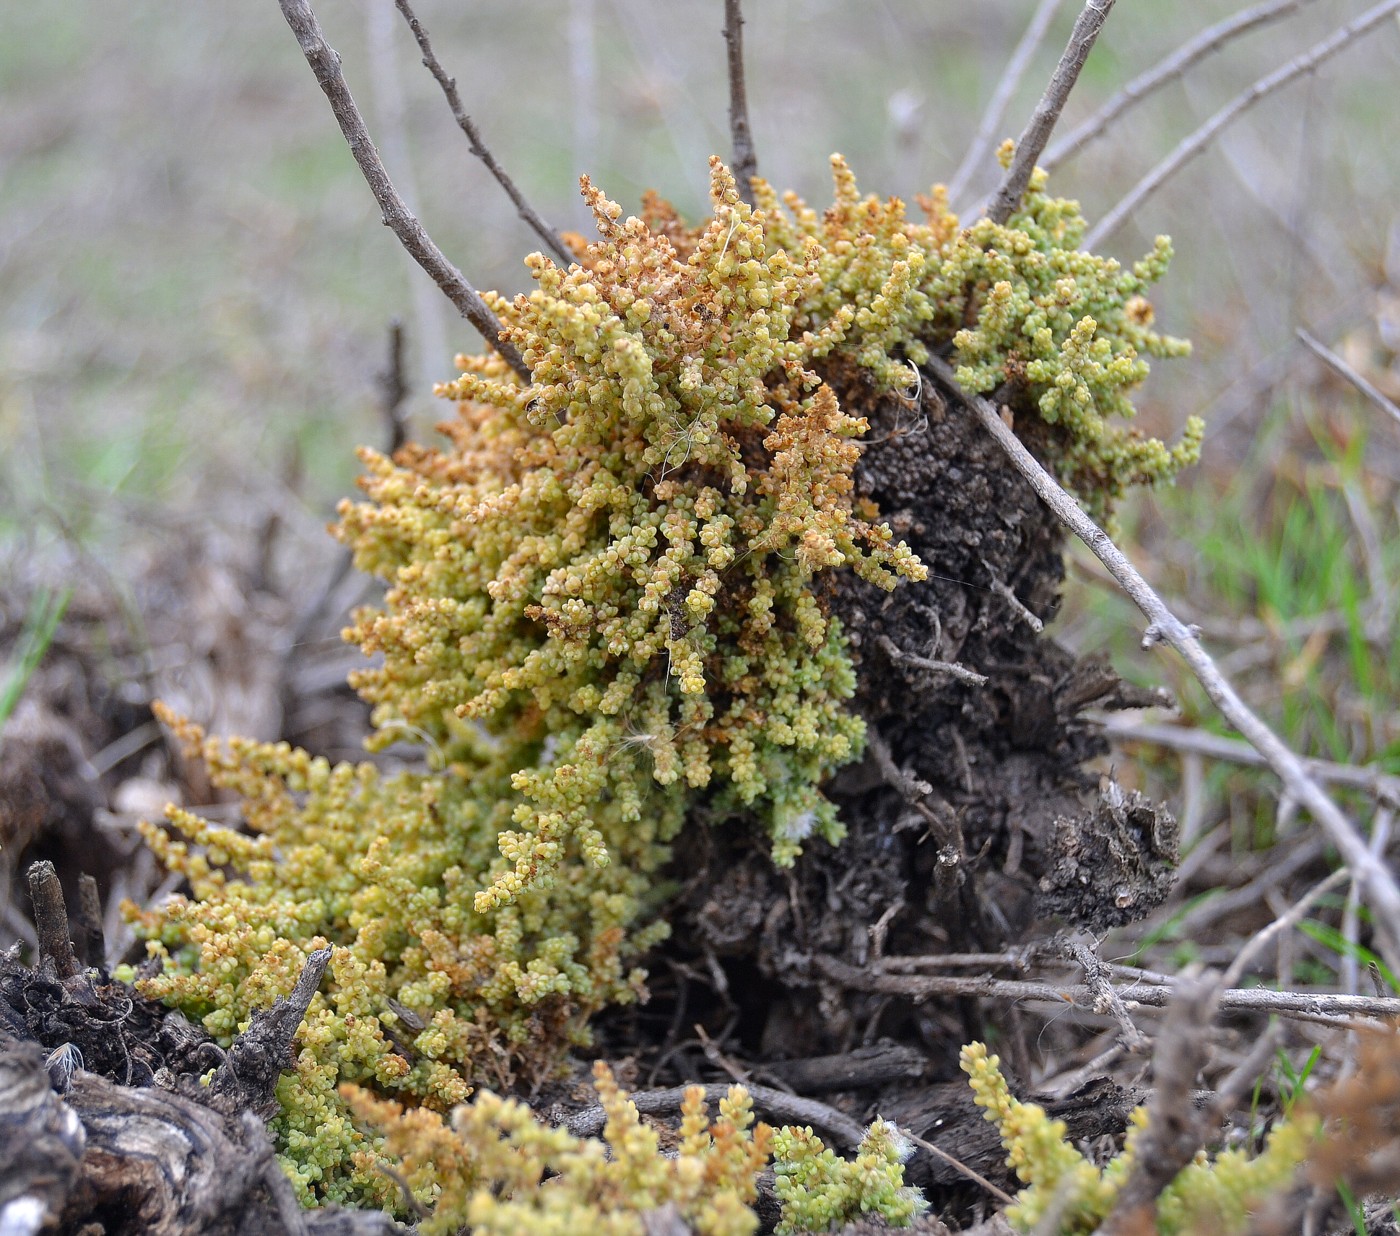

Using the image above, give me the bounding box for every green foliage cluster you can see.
[771,1119,927,1233]
[130,708,665,1208]
[961,1042,1320,1233]
[128,155,1197,1212]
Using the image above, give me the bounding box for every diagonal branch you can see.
[1042,0,1321,172]
[947,0,1066,208]
[984,0,1116,225]
[1297,327,1400,430]
[723,0,759,204]
[276,0,531,383]
[924,356,1400,971]
[1085,0,1400,248]
[392,0,572,266]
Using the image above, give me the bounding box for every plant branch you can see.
[723,0,759,204]
[1042,0,1320,172]
[925,355,1400,971]
[815,954,1400,1025]
[1297,327,1400,430]
[1086,0,1400,248]
[985,0,1116,225]
[276,0,530,382]
[1098,716,1400,806]
[392,0,572,266]
[948,0,1066,207]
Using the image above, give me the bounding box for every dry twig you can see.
[722,0,758,204]
[948,0,1066,207]
[1099,977,1218,1233]
[275,0,530,382]
[877,633,988,687]
[1042,0,1320,171]
[392,0,572,265]
[564,1082,864,1150]
[1298,327,1400,430]
[925,355,1400,971]
[902,1128,1017,1206]
[1098,715,1400,806]
[815,955,1400,1026]
[1086,0,1400,247]
[985,0,1117,225]
[1065,936,1150,1052]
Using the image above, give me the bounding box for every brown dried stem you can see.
[26,861,79,980]
[926,355,1400,972]
[275,0,530,382]
[1042,0,1320,172]
[947,0,1066,207]
[1086,0,1400,248]
[391,0,572,266]
[723,0,759,204]
[985,0,1116,225]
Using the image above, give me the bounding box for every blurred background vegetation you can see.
[2,0,1399,983]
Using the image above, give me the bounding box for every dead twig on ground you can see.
[1086,0,1400,248]
[902,1128,1017,1206]
[877,633,988,687]
[1042,0,1320,171]
[1097,715,1400,806]
[1298,327,1400,430]
[275,0,530,382]
[926,355,1400,972]
[948,0,1066,207]
[392,0,571,265]
[1065,936,1150,1053]
[985,0,1116,225]
[722,0,758,204]
[564,1082,865,1150]
[815,954,1400,1026]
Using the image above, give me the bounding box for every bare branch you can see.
[985,0,1117,225]
[1098,716,1400,806]
[1298,327,1400,430]
[925,355,1400,970]
[1065,936,1151,1053]
[1220,868,1349,991]
[276,0,530,382]
[392,0,572,266]
[948,0,1066,208]
[1042,0,1321,172]
[877,633,988,687]
[1099,977,1217,1232]
[723,0,759,204]
[815,954,1400,1026]
[1086,0,1400,248]
[901,1129,1017,1206]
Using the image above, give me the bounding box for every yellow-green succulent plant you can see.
[129,154,1197,1213]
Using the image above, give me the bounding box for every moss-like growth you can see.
[344,1060,923,1235]
[128,156,1197,1211]
[344,1060,772,1235]
[129,707,665,1207]
[961,1041,1320,1234]
[772,1120,927,1233]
